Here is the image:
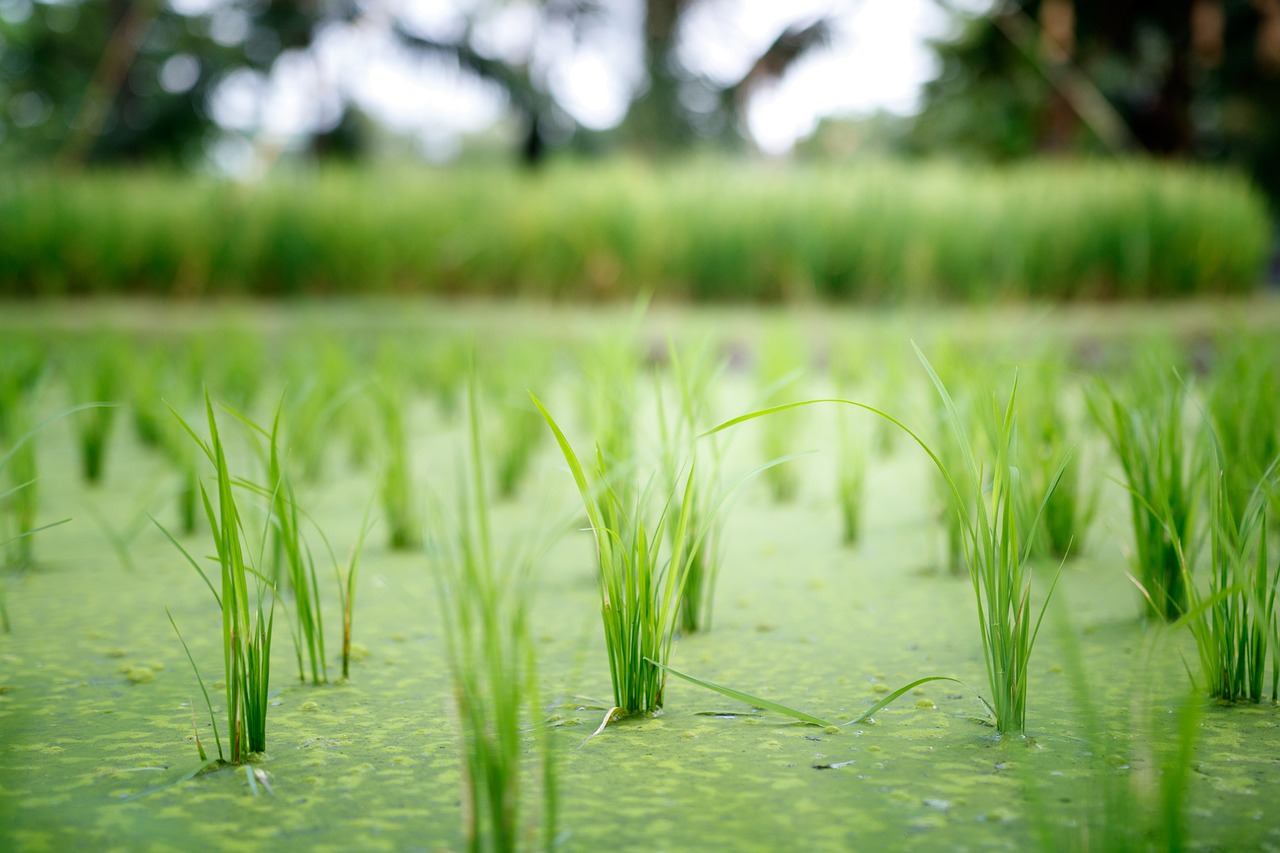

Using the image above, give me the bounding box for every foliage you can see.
[705,346,1067,736]
[375,379,420,551]
[912,2,1280,206]
[0,161,1267,301]
[1089,364,1201,621]
[431,382,556,851]
[1181,454,1279,703]
[1208,334,1280,527]
[532,392,700,715]
[1016,359,1095,560]
[160,393,275,764]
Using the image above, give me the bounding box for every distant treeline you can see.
[0,160,1270,301]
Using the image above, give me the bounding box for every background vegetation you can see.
[0,158,1268,301]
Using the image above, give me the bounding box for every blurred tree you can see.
[395,1,832,163]
[0,0,362,168]
[912,1,1280,204]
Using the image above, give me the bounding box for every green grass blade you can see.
[847,676,981,724]
[648,659,836,727]
[165,608,224,762]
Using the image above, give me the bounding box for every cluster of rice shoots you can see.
[193,330,265,414]
[237,404,328,685]
[703,346,1066,735]
[927,372,979,577]
[834,406,869,547]
[374,379,421,551]
[755,327,805,503]
[658,342,726,634]
[126,348,203,535]
[1015,360,1094,560]
[1090,361,1201,621]
[1182,446,1279,703]
[576,333,639,481]
[422,336,473,419]
[280,372,351,484]
[1208,334,1280,526]
[67,339,121,485]
[0,366,43,624]
[1,381,40,568]
[160,393,275,764]
[432,382,557,851]
[921,352,1067,735]
[533,392,702,715]
[126,347,168,451]
[483,344,550,500]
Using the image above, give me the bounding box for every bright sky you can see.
[206,0,992,164]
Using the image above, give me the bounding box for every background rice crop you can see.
[0,159,1269,301]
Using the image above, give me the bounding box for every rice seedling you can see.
[1,399,101,586]
[755,326,806,504]
[127,346,174,452]
[1178,448,1279,703]
[481,343,551,500]
[431,380,557,851]
[834,408,868,547]
[576,332,640,482]
[199,331,265,414]
[657,342,726,633]
[158,392,275,764]
[705,345,1067,736]
[1015,361,1096,560]
[1089,362,1202,621]
[234,403,328,686]
[374,379,421,551]
[66,340,122,485]
[532,392,701,716]
[281,346,364,483]
[2,399,39,569]
[925,365,980,577]
[337,509,371,682]
[423,337,473,419]
[1207,334,1280,527]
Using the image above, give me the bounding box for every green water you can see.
[3,301,1280,851]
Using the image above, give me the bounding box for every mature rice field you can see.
[2,297,1280,852]
[0,160,1269,301]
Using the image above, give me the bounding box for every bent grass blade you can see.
[650,659,986,728]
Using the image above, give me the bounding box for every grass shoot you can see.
[1180,450,1279,703]
[159,391,275,764]
[375,380,421,551]
[1089,363,1201,621]
[704,345,1067,736]
[533,391,699,715]
[432,379,556,851]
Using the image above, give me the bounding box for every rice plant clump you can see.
[1015,361,1095,560]
[375,380,421,551]
[1089,364,1201,621]
[67,340,121,485]
[432,383,556,851]
[1183,452,1279,703]
[918,353,1068,735]
[236,405,328,686]
[0,342,45,567]
[704,346,1066,736]
[160,393,275,764]
[533,393,701,715]
[1208,334,1280,527]
[657,343,726,634]
[834,409,868,547]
